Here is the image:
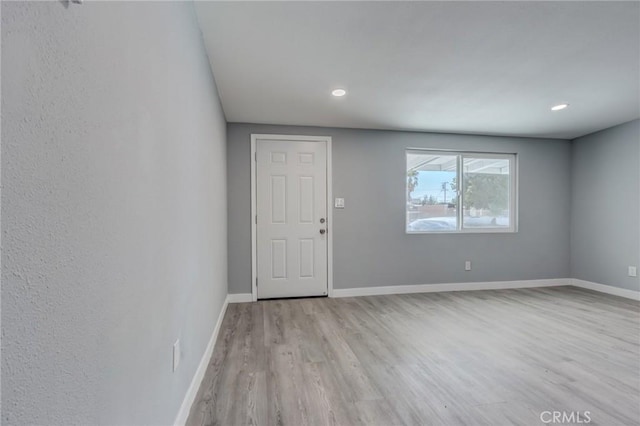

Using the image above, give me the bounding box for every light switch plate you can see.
[173,339,180,372]
[629,266,637,277]
[334,198,345,209]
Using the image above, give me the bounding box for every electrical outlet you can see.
[334,198,345,209]
[465,260,472,271]
[173,339,181,372]
[629,266,637,277]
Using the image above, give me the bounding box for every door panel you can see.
[256,139,327,299]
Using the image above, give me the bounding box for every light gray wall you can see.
[228,123,572,294]
[2,2,227,425]
[571,119,640,291]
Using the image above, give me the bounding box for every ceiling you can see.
[195,1,640,140]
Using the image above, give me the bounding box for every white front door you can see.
[255,137,328,299]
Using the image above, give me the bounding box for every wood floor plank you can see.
[186,287,640,426]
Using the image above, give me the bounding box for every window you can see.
[406,150,517,233]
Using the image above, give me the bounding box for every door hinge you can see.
[255,152,257,161]
[256,278,258,287]
[255,215,257,224]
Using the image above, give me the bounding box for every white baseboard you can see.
[332,278,571,298]
[572,279,640,301]
[174,295,229,426]
[228,293,253,303]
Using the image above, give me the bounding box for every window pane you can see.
[462,156,510,229]
[406,152,458,232]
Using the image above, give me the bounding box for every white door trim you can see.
[251,134,333,302]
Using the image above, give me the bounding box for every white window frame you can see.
[406,149,518,234]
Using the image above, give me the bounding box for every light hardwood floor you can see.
[186,286,640,426]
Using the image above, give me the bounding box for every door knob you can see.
[319,229,326,235]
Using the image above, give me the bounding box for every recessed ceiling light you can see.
[331,88,346,97]
[551,103,569,111]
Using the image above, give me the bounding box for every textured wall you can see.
[1,2,227,424]
[571,119,640,291]
[227,123,572,295]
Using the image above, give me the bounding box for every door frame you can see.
[250,134,333,302]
